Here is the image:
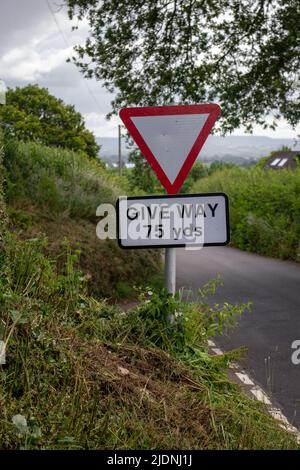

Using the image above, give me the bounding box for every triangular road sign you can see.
[119,104,221,194]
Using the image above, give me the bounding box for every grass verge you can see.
[0,236,298,450]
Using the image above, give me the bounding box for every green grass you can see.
[0,234,298,450]
[4,138,119,219]
[2,137,161,298]
[193,166,300,261]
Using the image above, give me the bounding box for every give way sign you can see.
[119,104,221,194]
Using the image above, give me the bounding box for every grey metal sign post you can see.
[165,248,176,295]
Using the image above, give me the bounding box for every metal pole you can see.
[165,247,176,295]
[118,124,122,176]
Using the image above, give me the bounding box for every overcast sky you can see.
[0,0,299,139]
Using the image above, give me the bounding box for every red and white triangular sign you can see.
[119,104,221,194]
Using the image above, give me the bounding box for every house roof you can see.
[264,151,299,170]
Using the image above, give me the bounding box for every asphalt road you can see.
[176,246,300,429]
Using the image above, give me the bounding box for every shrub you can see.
[193,166,300,261]
[0,84,99,159]
[3,137,161,299]
[4,139,118,220]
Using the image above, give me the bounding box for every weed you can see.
[0,236,298,450]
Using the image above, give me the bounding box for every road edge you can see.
[208,339,300,443]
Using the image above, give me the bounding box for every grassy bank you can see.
[0,234,298,449]
[3,138,161,298]
[193,166,300,261]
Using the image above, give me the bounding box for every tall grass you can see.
[0,235,298,450]
[2,136,299,449]
[4,139,120,220]
[193,166,300,261]
[2,138,161,298]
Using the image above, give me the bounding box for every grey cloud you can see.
[0,0,50,54]
[0,0,115,129]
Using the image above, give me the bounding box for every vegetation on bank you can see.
[193,166,300,262]
[0,130,7,243]
[2,137,161,298]
[0,230,298,449]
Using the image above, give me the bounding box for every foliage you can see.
[135,288,187,351]
[0,129,7,244]
[4,138,117,220]
[180,162,207,193]
[127,280,251,353]
[67,0,299,133]
[127,150,207,194]
[193,166,300,261]
[256,147,300,169]
[127,149,164,194]
[0,235,298,450]
[0,85,99,159]
[3,137,161,299]
[207,161,237,176]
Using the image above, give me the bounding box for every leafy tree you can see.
[127,151,206,194]
[67,0,299,133]
[180,162,207,192]
[0,84,99,158]
[128,149,164,194]
[256,146,300,168]
[255,156,270,169]
[207,161,236,176]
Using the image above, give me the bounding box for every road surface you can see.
[176,246,300,429]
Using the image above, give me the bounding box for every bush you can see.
[193,166,300,261]
[2,137,161,299]
[4,139,118,220]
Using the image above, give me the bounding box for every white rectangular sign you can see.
[117,193,229,249]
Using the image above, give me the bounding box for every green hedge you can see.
[193,166,300,261]
[4,139,119,220]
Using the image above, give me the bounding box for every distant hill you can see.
[97,135,300,164]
